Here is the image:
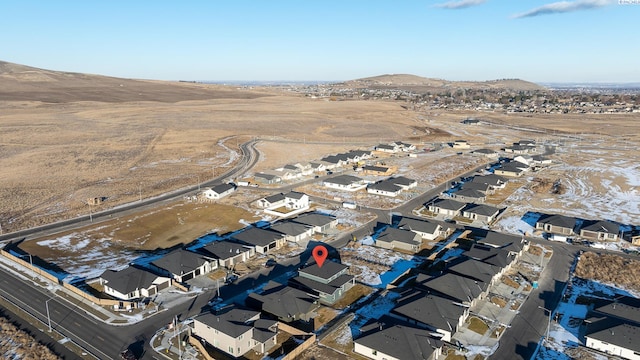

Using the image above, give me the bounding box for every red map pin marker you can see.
[312,245,328,268]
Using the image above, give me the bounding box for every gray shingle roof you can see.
[362,165,389,172]
[387,176,416,187]
[593,296,640,325]
[471,174,506,186]
[391,291,467,332]
[263,193,286,203]
[430,198,466,211]
[248,282,319,321]
[368,181,402,193]
[324,174,363,186]
[100,266,163,295]
[270,221,312,236]
[398,216,441,235]
[210,183,235,194]
[460,182,491,193]
[537,214,577,229]
[463,244,516,268]
[448,259,501,284]
[299,261,348,281]
[151,249,208,276]
[462,204,501,217]
[232,227,284,247]
[200,240,252,260]
[291,213,336,227]
[195,307,259,338]
[286,191,307,200]
[377,227,421,245]
[453,188,486,199]
[587,323,640,353]
[416,273,487,303]
[355,319,442,360]
[581,220,620,234]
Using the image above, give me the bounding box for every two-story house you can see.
[192,307,278,358]
[289,261,355,305]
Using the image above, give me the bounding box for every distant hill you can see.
[338,73,545,92]
[0,61,267,103]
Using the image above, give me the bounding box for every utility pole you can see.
[138,182,142,202]
[538,306,552,344]
[46,298,53,332]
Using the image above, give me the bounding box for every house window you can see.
[237,348,240,354]
[238,334,243,340]
[229,346,233,354]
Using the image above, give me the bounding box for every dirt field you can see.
[0,315,59,360]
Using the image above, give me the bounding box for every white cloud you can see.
[512,0,615,18]
[433,0,487,9]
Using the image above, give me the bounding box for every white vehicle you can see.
[342,202,357,209]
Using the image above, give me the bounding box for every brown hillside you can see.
[340,73,545,92]
[0,60,269,103]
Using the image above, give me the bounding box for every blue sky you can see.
[1,0,636,83]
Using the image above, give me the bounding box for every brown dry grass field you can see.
[575,251,640,293]
[0,315,60,360]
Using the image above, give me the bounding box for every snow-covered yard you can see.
[535,276,638,360]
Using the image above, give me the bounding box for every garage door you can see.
[182,272,194,282]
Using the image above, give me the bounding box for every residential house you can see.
[463,244,518,270]
[323,175,367,192]
[232,227,287,254]
[531,154,553,166]
[451,188,486,204]
[100,266,171,301]
[192,307,278,358]
[504,142,536,154]
[536,214,578,241]
[472,148,498,158]
[584,296,640,359]
[291,213,338,234]
[390,290,469,342]
[367,181,403,197]
[199,240,255,269]
[447,258,502,287]
[375,226,422,253]
[415,272,488,307]
[397,216,446,241]
[202,183,236,200]
[150,249,217,283]
[579,220,620,242]
[460,181,493,194]
[452,140,471,149]
[392,141,416,152]
[427,198,466,218]
[254,172,281,185]
[477,231,528,256]
[388,176,418,190]
[270,221,314,244]
[471,174,507,190]
[289,261,355,305]
[375,143,400,153]
[361,165,391,176]
[354,316,443,360]
[246,281,320,331]
[493,161,528,177]
[309,162,326,173]
[585,323,640,360]
[461,204,502,224]
[256,193,286,209]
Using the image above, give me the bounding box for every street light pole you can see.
[46,298,53,332]
[538,306,552,344]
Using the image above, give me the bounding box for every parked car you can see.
[120,349,137,360]
[207,297,223,307]
[225,274,238,284]
[265,259,277,267]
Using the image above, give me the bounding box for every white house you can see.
[323,175,367,192]
[100,266,171,301]
[202,183,236,200]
